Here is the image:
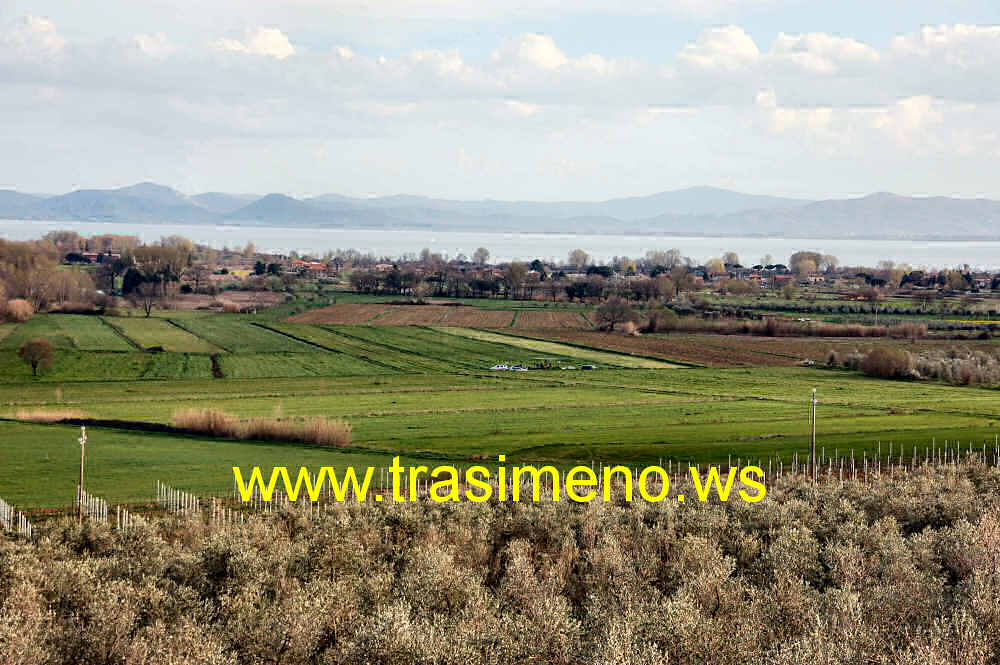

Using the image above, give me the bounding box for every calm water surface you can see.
[2,220,998,269]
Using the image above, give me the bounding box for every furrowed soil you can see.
[369,306,453,325]
[513,310,593,329]
[506,330,1000,367]
[287,303,390,324]
[438,307,515,327]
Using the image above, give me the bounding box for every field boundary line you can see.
[167,319,233,353]
[99,316,145,351]
[509,310,519,327]
[318,326,453,373]
[578,311,595,329]
[252,323,404,372]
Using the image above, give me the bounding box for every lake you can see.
[2,219,999,269]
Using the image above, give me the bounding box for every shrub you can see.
[912,347,1000,387]
[860,347,914,379]
[7,298,34,322]
[50,301,100,314]
[644,308,678,333]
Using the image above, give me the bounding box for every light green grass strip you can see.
[107,317,224,353]
[438,327,681,369]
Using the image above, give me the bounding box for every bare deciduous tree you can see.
[595,296,637,331]
[18,338,54,376]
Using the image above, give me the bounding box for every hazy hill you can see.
[223,193,336,224]
[309,186,805,221]
[3,183,1000,238]
[636,193,1000,238]
[191,192,261,215]
[0,190,44,218]
[16,183,213,224]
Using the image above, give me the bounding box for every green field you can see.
[106,316,224,353]
[0,314,134,351]
[0,350,213,382]
[175,316,318,353]
[2,310,999,509]
[263,323,456,372]
[0,420,445,508]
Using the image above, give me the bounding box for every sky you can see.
[2,0,1000,201]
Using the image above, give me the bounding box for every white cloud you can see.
[505,100,542,116]
[332,46,355,60]
[408,49,467,75]
[869,96,944,148]
[890,24,1000,64]
[770,32,879,74]
[5,14,1000,198]
[755,89,835,137]
[493,34,568,69]
[216,27,295,59]
[677,26,759,71]
[134,33,174,59]
[1,16,66,58]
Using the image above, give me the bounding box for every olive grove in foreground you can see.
[2,465,999,665]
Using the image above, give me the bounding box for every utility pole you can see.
[78,426,86,523]
[811,389,817,484]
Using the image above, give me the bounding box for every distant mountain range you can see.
[2,183,999,239]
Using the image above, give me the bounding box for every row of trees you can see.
[348,264,701,303]
[1,239,97,314]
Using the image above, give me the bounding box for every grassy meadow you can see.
[1,307,999,508]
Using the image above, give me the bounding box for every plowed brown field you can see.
[370,306,453,325]
[438,308,515,327]
[500,331,831,367]
[287,303,389,324]
[505,330,968,367]
[513,311,593,329]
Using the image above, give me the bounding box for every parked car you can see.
[509,365,528,371]
[581,364,596,370]
[490,364,509,370]
[561,366,577,370]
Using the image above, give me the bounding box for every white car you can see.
[561,366,577,370]
[509,365,528,371]
[490,364,509,370]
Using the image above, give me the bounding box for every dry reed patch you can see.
[439,307,515,328]
[287,303,390,324]
[13,408,87,422]
[172,408,351,447]
[370,306,453,325]
[514,310,592,329]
